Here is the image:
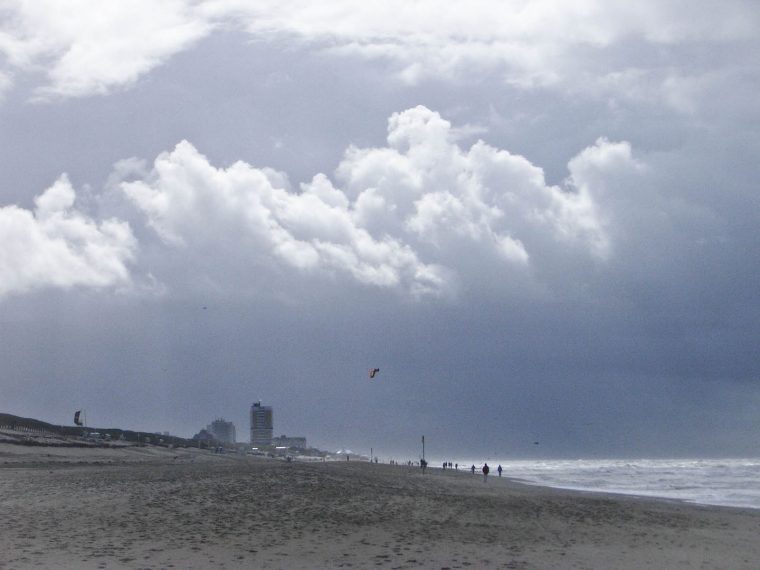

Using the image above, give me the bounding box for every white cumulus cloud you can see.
[341,106,612,263]
[121,140,448,297]
[0,175,137,298]
[120,106,626,297]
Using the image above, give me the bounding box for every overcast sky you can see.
[1,1,759,459]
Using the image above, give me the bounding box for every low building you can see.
[192,428,214,441]
[207,418,236,444]
[272,434,307,449]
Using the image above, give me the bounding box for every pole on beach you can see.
[421,435,425,461]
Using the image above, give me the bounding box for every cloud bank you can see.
[1,0,756,108]
[1,106,635,300]
[118,106,625,298]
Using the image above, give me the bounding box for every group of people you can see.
[388,459,505,481]
[440,461,504,481]
[469,463,503,481]
[388,459,420,466]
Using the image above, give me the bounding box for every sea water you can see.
[443,458,760,509]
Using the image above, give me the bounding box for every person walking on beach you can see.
[482,463,490,482]
[470,464,476,475]
[497,464,503,477]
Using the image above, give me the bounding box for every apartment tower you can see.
[250,401,273,446]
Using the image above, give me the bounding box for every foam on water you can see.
[438,458,760,509]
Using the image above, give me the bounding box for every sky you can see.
[1,1,759,459]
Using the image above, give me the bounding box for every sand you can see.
[2,444,760,569]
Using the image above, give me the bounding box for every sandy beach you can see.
[2,444,760,569]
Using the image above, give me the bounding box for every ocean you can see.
[440,458,760,509]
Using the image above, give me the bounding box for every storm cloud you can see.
[1,1,759,458]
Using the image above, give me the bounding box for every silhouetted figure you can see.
[482,463,490,482]
[420,458,427,474]
[442,461,446,470]
[497,464,503,477]
[455,463,458,470]
[471,464,476,475]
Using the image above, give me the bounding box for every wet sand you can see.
[2,444,760,569]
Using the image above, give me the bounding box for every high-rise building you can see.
[250,401,273,446]
[207,418,236,443]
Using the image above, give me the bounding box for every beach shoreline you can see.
[2,444,760,569]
